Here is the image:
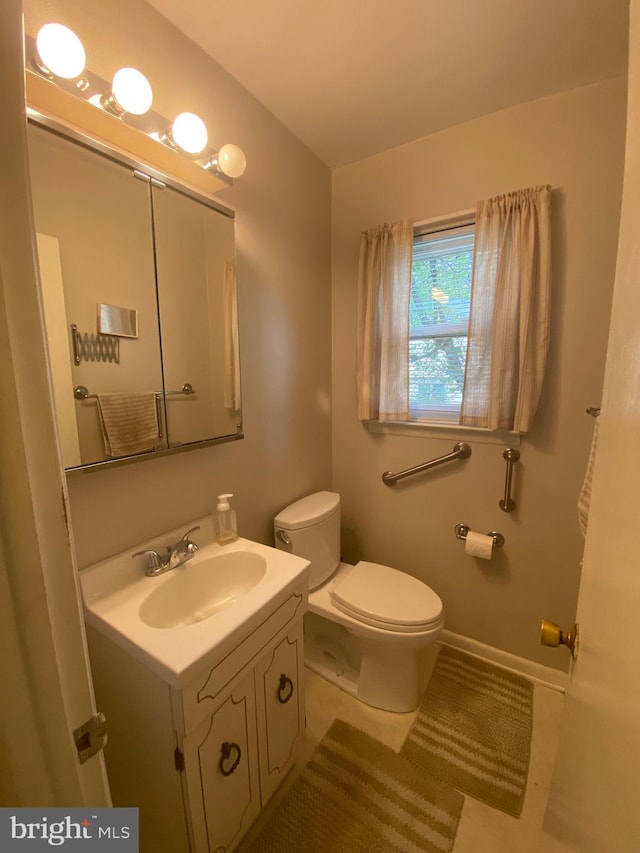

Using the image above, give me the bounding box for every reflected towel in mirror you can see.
[97,393,159,458]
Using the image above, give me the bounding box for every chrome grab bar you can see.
[499,447,520,512]
[382,442,471,486]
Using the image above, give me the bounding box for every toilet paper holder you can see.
[454,523,505,549]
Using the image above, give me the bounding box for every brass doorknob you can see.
[540,619,579,659]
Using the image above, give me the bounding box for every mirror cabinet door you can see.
[28,124,165,468]
[151,184,241,448]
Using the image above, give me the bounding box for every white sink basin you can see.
[80,515,310,686]
[139,551,267,629]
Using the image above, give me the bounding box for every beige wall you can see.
[23,0,332,567]
[332,78,626,669]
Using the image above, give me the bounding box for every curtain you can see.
[356,219,413,421]
[460,186,551,432]
[223,258,241,411]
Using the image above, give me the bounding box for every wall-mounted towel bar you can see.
[382,441,471,486]
[586,406,600,417]
[499,447,520,512]
[454,523,505,549]
[73,383,196,400]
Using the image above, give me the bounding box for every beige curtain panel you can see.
[356,219,413,421]
[223,258,241,411]
[461,186,552,432]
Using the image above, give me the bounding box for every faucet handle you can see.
[178,526,200,552]
[132,549,164,571]
[179,525,200,542]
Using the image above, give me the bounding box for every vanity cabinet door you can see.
[254,620,305,805]
[182,671,260,853]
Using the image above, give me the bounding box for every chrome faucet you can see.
[132,525,200,577]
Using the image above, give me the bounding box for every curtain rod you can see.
[413,207,475,230]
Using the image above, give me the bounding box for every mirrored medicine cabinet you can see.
[27,117,242,471]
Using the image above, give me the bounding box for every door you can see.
[254,623,305,805]
[539,5,640,850]
[182,671,260,853]
[0,0,110,806]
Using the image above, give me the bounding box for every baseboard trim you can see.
[440,629,568,693]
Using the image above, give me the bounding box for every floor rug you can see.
[248,719,464,853]
[401,645,533,817]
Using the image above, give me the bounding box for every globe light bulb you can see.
[171,113,208,155]
[111,67,153,115]
[217,144,247,178]
[35,23,86,79]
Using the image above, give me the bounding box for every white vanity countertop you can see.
[79,516,310,688]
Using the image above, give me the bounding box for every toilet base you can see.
[304,611,440,713]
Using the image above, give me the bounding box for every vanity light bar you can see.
[26,27,247,181]
[26,72,229,200]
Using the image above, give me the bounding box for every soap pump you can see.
[215,493,238,544]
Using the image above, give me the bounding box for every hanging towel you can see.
[577,416,599,537]
[97,392,159,458]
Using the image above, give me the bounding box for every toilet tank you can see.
[274,492,340,590]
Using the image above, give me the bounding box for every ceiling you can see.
[146,0,629,168]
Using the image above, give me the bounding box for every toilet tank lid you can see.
[274,491,340,530]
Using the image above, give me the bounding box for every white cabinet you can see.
[181,620,305,852]
[254,630,305,806]
[182,670,261,852]
[87,591,306,853]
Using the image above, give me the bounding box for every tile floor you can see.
[240,660,566,852]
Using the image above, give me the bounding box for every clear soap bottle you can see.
[215,493,238,544]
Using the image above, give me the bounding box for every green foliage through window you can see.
[410,224,474,416]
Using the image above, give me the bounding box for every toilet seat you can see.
[330,561,443,634]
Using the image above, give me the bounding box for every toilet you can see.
[274,491,444,712]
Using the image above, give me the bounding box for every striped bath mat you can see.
[248,719,464,852]
[402,646,533,817]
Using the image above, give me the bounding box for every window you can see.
[409,221,475,422]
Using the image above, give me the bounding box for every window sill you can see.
[368,419,521,446]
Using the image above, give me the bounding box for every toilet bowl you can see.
[274,491,444,712]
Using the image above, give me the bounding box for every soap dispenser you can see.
[215,493,238,544]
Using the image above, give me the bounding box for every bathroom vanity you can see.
[81,518,309,852]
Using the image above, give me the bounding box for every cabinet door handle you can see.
[277,673,294,704]
[218,741,242,777]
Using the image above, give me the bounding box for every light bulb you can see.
[35,23,86,79]
[110,68,153,115]
[217,144,247,178]
[171,113,208,155]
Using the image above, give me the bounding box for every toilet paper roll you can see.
[464,530,494,560]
